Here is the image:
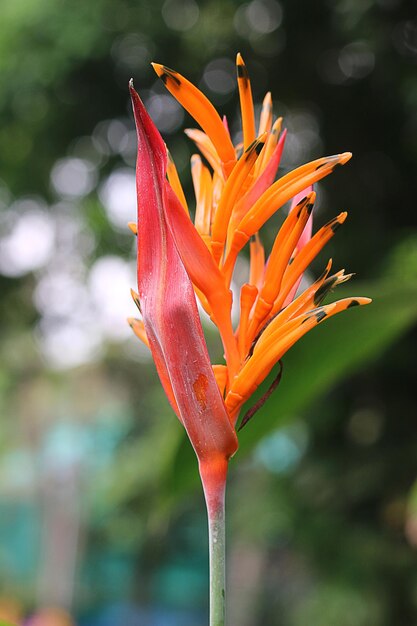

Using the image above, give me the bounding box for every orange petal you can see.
[258,91,273,135]
[127,317,149,348]
[211,134,266,264]
[191,154,213,238]
[167,149,189,214]
[271,212,348,316]
[237,283,258,361]
[249,232,265,290]
[184,128,224,178]
[248,192,316,339]
[226,296,371,417]
[236,53,256,150]
[213,364,228,397]
[223,152,351,280]
[153,63,236,175]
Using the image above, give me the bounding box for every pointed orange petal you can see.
[184,128,223,178]
[247,192,316,340]
[249,232,265,290]
[212,364,228,397]
[226,296,371,417]
[127,317,149,348]
[237,283,258,361]
[223,153,351,279]
[167,149,189,215]
[153,63,236,175]
[258,91,273,135]
[128,221,137,235]
[211,134,266,264]
[191,154,213,239]
[236,53,256,150]
[271,212,348,316]
[255,116,283,177]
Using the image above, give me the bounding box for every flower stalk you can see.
[199,459,228,626]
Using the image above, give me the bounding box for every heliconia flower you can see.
[131,55,370,426]
[129,54,371,625]
[128,57,372,456]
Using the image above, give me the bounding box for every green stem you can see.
[208,492,226,626]
[199,458,228,626]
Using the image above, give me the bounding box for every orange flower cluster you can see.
[129,54,370,438]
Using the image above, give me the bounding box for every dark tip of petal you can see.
[347,299,360,308]
[237,64,249,81]
[296,195,308,207]
[313,276,337,305]
[331,220,342,233]
[315,310,327,322]
[316,152,352,170]
[302,307,327,324]
[128,221,138,235]
[161,65,181,86]
[254,140,264,155]
[245,138,257,152]
[130,288,141,312]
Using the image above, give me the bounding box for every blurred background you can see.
[0,0,416,624]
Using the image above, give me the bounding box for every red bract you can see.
[129,82,238,502]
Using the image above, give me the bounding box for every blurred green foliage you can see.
[0,0,416,624]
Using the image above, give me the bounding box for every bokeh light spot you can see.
[99,168,136,230]
[146,93,184,134]
[51,158,97,199]
[88,256,137,341]
[0,202,55,277]
[234,0,282,38]
[162,0,199,31]
[202,58,236,95]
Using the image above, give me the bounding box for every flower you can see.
[128,53,371,469]
[128,83,238,504]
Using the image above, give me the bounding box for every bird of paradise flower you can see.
[127,53,371,626]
